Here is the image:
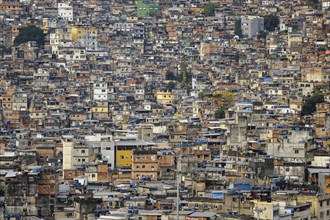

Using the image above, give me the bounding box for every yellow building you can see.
[71,26,97,42]
[116,148,133,168]
[156,89,173,104]
[91,106,108,113]
[91,101,108,113]
[325,175,330,194]
[303,67,329,83]
[297,194,330,219]
[115,141,155,168]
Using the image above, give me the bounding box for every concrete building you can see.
[58,2,73,21]
[132,149,159,181]
[241,16,264,38]
[93,82,108,101]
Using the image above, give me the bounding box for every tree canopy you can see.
[214,108,225,119]
[306,0,321,9]
[166,81,176,90]
[14,25,45,47]
[165,71,175,80]
[203,3,219,17]
[301,88,325,116]
[234,19,242,36]
[210,91,235,119]
[263,14,279,32]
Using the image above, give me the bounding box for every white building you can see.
[93,82,108,101]
[62,136,95,172]
[49,28,73,55]
[58,3,73,21]
[100,141,115,169]
[241,16,264,38]
[57,47,86,61]
[323,0,330,10]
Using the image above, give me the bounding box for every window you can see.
[294,150,299,154]
[151,165,154,169]
[92,174,95,178]
[142,165,146,168]
[81,150,85,153]
[142,156,146,160]
[120,156,124,159]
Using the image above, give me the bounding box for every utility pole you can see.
[176,170,180,220]
[238,193,241,215]
[176,153,181,220]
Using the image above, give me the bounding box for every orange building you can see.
[132,149,158,181]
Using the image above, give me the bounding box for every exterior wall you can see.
[97,164,110,182]
[156,90,173,104]
[91,106,109,113]
[0,3,23,11]
[2,92,13,110]
[132,151,158,181]
[253,201,280,220]
[63,169,85,181]
[311,156,330,167]
[100,141,115,168]
[297,195,330,220]
[241,16,264,38]
[274,163,305,182]
[324,175,330,194]
[35,147,55,164]
[116,149,133,168]
[62,138,73,170]
[58,3,73,21]
[323,1,330,10]
[12,93,28,111]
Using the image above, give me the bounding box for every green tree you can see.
[203,3,219,17]
[263,14,279,32]
[210,91,235,119]
[214,108,225,119]
[198,91,206,99]
[301,88,325,116]
[211,91,235,109]
[257,31,268,39]
[174,73,183,82]
[14,25,45,47]
[180,60,188,82]
[234,19,242,36]
[234,51,240,62]
[166,71,175,80]
[166,81,176,90]
[306,0,321,9]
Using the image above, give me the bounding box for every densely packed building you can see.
[0,0,329,220]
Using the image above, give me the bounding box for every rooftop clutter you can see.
[0,0,329,220]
